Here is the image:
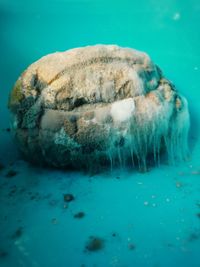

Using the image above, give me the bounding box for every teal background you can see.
[0,1,200,267]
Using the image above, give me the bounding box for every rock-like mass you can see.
[8,45,190,171]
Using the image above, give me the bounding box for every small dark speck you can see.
[166,243,174,247]
[188,232,200,242]
[51,218,58,225]
[0,250,8,259]
[0,163,5,171]
[19,187,26,194]
[64,193,75,202]
[5,170,18,178]
[111,232,117,237]
[30,195,36,200]
[11,227,23,239]
[85,236,105,252]
[8,185,17,197]
[74,212,85,219]
[128,243,136,250]
[196,213,200,219]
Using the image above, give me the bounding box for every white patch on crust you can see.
[111,98,135,123]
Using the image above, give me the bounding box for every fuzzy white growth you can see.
[107,93,190,171]
[165,96,190,164]
[127,96,171,169]
[111,98,135,123]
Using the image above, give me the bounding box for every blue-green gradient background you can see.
[0,1,200,267]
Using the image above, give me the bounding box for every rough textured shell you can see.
[8,45,190,171]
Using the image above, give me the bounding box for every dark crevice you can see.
[73,97,88,108]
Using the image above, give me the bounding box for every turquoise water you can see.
[0,0,200,266]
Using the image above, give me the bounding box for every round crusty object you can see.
[8,45,190,170]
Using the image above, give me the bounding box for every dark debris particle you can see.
[19,187,26,194]
[85,236,105,252]
[188,232,200,242]
[8,185,17,197]
[30,195,36,200]
[11,227,23,239]
[128,243,136,250]
[51,218,58,224]
[5,170,18,178]
[29,192,41,201]
[196,213,200,219]
[0,163,5,171]
[63,193,75,202]
[166,243,174,247]
[0,250,8,259]
[74,211,85,219]
[111,232,118,237]
[6,128,11,132]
